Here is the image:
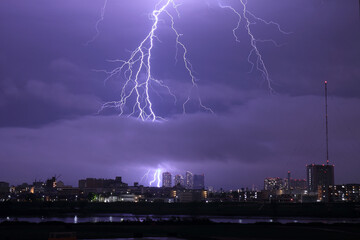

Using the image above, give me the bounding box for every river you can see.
[1,213,360,224]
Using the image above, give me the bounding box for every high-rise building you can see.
[307,164,335,201]
[264,177,284,191]
[174,174,184,187]
[162,172,172,188]
[185,171,193,189]
[193,174,205,189]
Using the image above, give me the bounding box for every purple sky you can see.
[0,0,359,189]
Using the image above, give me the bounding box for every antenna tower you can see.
[325,81,329,165]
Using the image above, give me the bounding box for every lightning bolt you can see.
[85,0,108,46]
[97,0,212,121]
[219,0,291,93]
[140,169,151,184]
[156,168,161,188]
[149,168,162,187]
[93,0,290,120]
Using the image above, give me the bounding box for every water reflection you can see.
[83,238,185,240]
[1,214,360,224]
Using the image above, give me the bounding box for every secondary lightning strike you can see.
[98,0,212,121]
[85,0,108,46]
[241,0,273,92]
[219,0,290,93]
[163,7,214,114]
[140,169,151,184]
[156,169,161,187]
[149,169,162,187]
[218,2,242,43]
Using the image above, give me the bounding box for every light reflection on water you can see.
[1,214,360,224]
[83,238,185,240]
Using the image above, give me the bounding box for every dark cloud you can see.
[0,94,359,188]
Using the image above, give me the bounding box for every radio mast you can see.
[325,81,329,165]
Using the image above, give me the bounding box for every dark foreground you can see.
[1,220,360,240]
[2,202,360,240]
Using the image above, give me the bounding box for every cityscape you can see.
[1,163,359,203]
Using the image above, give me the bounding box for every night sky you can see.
[0,0,359,189]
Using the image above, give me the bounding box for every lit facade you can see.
[306,164,334,201]
[174,174,184,187]
[162,172,172,188]
[330,184,360,202]
[185,171,193,189]
[264,177,284,191]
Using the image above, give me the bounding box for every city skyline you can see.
[0,0,359,189]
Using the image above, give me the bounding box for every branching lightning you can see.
[219,0,291,93]
[90,0,290,121]
[96,0,212,121]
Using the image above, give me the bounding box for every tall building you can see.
[193,174,205,189]
[307,164,334,196]
[174,174,184,187]
[264,177,284,191]
[162,172,172,188]
[185,171,193,189]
